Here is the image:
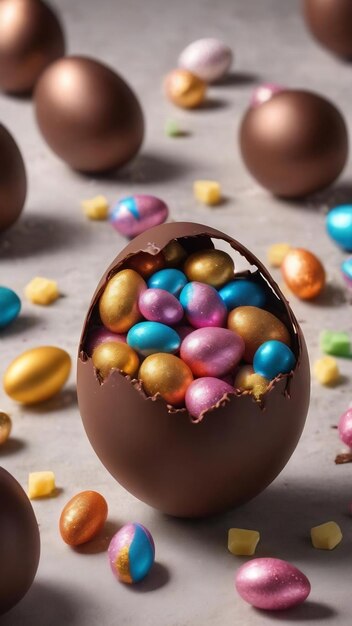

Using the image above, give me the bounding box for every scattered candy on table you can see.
[0,286,21,329]
[92,342,139,379]
[310,521,342,550]
[320,330,351,358]
[81,195,109,220]
[250,83,284,108]
[0,412,12,445]
[28,471,56,499]
[267,242,291,268]
[185,377,233,419]
[59,491,108,546]
[25,276,59,306]
[164,119,187,137]
[178,38,233,83]
[193,180,221,205]
[313,355,340,386]
[326,205,352,251]
[110,195,168,238]
[228,528,260,556]
[253,340,296,379]
[108,523,155,584]
[341,257,352,288]
[281,248,326,299]
[338,408,352,447]
[164,68,206,109]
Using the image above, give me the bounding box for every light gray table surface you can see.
[1,0,352,624]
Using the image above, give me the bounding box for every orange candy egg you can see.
[59,490,108,546]
[281,248,325,300]
[126,251,165,278]
[164,68,206,109]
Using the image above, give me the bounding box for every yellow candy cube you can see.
[193,180,221,206]
[81,195,109,220]
[228,528,260,556]
[313,356,340,386]
[311,521,342,550]
[25,277,59,306]
[28,471,56,499]
[267,243,291,268]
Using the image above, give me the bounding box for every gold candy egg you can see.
[163,240,187,267]
[0,412,12,445]
[3,346,71,405]
[59,490,108,546]
[99,269,146,333]
[184,249,235,287]
[126,251,165,278]
[92,342,139,379]
[164,68,206,109]
[234,365,270,401]
[281,248,326,300]
[228,306,291,362]
[139,353,193,406]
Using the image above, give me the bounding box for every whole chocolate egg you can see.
[0,467,40,615]
[34,56,144,173]
[77,223,310,518]
[239,90,348,198]
[0,124,26,232]
[0,0,65,94]
[303,0,352,58]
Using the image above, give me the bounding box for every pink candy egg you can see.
[85,327,126,356]
[250,83,284,108]
[181,327,244,377]
[338,407,352,447]
[179,281,227,328]
[185,377,234,420]
[110,195,168,238]
[139,288,183,325]
[235,558,311,611]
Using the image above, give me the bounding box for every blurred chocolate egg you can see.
[77,223,310,518]
[0,467,40,615]
[34,56,144,172]
[0,124,26,232]
[303,0,352,58]
[0,0,65,94]
[239,90,348,198]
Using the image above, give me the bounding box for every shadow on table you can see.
[0,438,26,457]
[23,387,78,415]
[275,181,352,213]
[256,600,336,622]
[214,71,259,87]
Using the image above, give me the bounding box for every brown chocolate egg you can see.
[77,222,310,518]
[303,0,352,58]
[281,248,326,300]
[0,0,65,94]
[239,90,348,198]
[34,56,144,173]
[0,124,26,232]
[0,467,40,615]
[227,306,291,362]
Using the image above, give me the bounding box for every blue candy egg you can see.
[341,257,352,288]
[147,268,187,296]
[127,321,180,356]
[253,340,296,380]
[0,286,21,329]
[108,522,155,584]
[326,205,352,251]
[218,279,266,310]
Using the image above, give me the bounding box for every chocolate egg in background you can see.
[34,56,144,173]
[0,124,26,232]
[239,89,348,198]
[0,467,40,615]
[303,0,352,58]
[77,222,310,518]
[0,0,65,94]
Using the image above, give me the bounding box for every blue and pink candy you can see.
[110,195,168,238]
[181,327,244,377]
[185,377,234,419]
[127,321,180,356]
[139,289,183,325]
[253,340,296,380]
[180,281,227,328]
[108,523,155,584]
[148,268,187,296]
[341,257,352,288]
[219,278,266,310]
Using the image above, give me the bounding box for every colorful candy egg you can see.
[164,68,206,109]
[184,249,234,288]
[108,523,155,584]
[219,278,266,310]
[163,240,187,267]
[338,408,352,447]
[180,281,227,328]
[110,195,168,238]
[127,321,180,356]
[0,286,21,329]
[139,353,193,405]
[250,83,284,108]
[341,257,352,288]
[148,268,187,296]
[234,365,270,400]
[227,306,291,362]
[59,491,108,546]
[281,248,326,300]
[126,251,165,278]
[99,269,146,333]
[253,340,296,380]
[180,327,244,377]
[178,38,233,83]
[235,557,311,610]
[92,342,139,379]
[85,327,126,357]
[139,289,183,325]
[326,205,352,251]
[185,377,234,420]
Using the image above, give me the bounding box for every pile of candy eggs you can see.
[86,239,296,420]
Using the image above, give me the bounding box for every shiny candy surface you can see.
[108,523,155,584]
[110,195,168,238]
[227,306,290,362]
[139,289,183,325]
[180,281,227,328]
[0,124,27,232]
[219,278,266,310]
[235,558,311,610]
[253,340,296,380]
[178,38,233,83]
[180,327,244,377]
[126,251,165,278]
[85,327,126,357]
[164,68,206,109]
[281,248,326,300]
[234,365,269,400]
[185,377,234,419]
[163,240,187,267]
[148,268,187,296]
[59,491,108,546]
[326,205,352,251]
[139,353,193,406]
[99,269,146,333]
[0,286,21,329]
[127,322,180,356]
[338,408,352,447]
[0,412,12,445]
[303,0,352,58]
[184,249,234,288]
[92,342,139,379]
[250,83,284,108]
[3,346,71,404]
[341,257,352,287]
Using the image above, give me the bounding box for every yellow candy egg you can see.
[92,342,139,379]
[228,306,291,362]
[3,346,71,405]
[0,412,12,445]
[99,269,146,333]
[184,249,235,288]
[164,68,206,109]
[139,353,193,406]
[234,365,270,400]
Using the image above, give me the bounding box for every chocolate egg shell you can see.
[303,0,352,58]
[0,124,26,232]
[239,90,348,198]
[77,222,310,518]
[0,467,40,615]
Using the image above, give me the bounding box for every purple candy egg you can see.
[110,195,169,238]
[185,377,234,419]
[181,327,244,377]
[179,281,227,328]
[250,83,284,108]
[85,327,126,356]
[139,289,183,325]
[338,407,352,447]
